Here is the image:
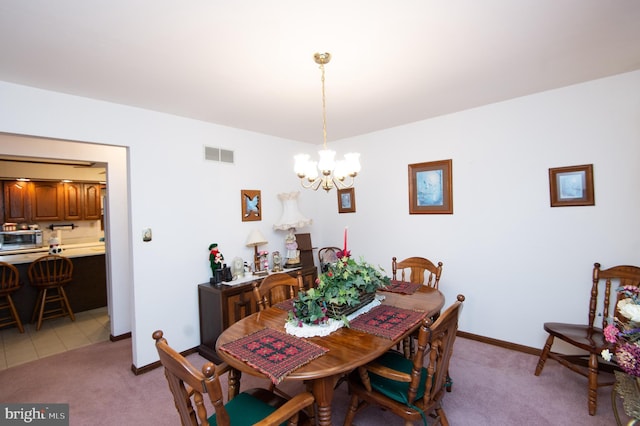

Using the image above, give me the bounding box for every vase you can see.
[326,291,376,319]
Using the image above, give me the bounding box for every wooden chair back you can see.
[0,262,24,333]
[392,256,443,288]
[153,330,314,426]
[590,263,640,330]
[318,247,341,273]
[28,255,73,288]
[346,294,465,425]
[252,271,304,312]
[414,295,464,406]
[153,330,228,426]
[0,262,20,293]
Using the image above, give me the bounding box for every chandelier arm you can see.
[299,177,322,191]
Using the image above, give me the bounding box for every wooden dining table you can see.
[215,286,445,426]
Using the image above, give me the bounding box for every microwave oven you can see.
[0,230,44,251]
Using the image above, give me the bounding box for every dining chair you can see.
[152,330,314,426]
[252,271,304,311]
[392,256,445,364]
[534,263,640,416]
[392,256,443,288]
[0,262,24,333]
[344,294,465,426]
[318,246,340,273]
[28,254,75,331]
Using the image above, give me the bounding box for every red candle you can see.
[343,227,348,252]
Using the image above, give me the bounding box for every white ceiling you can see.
[1,1,639,144]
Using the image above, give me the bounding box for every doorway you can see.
[0,132,131,348]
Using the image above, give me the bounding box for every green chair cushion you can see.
[208,392,284,426]
[368,351,428,404]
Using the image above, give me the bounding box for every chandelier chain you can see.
[320,62,328,150]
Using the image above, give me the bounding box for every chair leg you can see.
[59,287,75,321]
[33,288,48,331]
[445,369,453,392]
[534,334,554,376]
[343,394,359,426]
[588,353,598,416]
[6,294,24,333]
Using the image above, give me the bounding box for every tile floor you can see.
[0,306,110,370]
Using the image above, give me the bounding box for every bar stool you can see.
[28,254,75,331]
[0,262,24,333]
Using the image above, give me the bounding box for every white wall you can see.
[0,70,638,367]
[0,81,317,367]
[314,70,640,350]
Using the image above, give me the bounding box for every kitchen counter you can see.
[4,243,108,323]
[0,242,105,264]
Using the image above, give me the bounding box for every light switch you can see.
[142,228,152,242]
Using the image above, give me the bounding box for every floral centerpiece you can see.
[288,250,390,327]
[601,285,640,376]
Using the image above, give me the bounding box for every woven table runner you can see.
[349,305,427,340]
[218,328,328,384]
[273,298,294,311]
[379,279,421,295]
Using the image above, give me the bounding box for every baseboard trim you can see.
[131,347,199,376]
[110,332,132,342]
[457,330,542,357]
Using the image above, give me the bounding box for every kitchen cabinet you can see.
[82,183,102,220]
[197,266,317,363]
[2,180,103,223]
[3,181,30,223]
[30,181,63,221]
[63,182,101,220]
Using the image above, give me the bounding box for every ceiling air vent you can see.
[204,146,234,164]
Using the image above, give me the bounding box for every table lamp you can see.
[273,191,312,268]
[245,229,268,275]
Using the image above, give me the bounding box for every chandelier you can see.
[294,52,361,192]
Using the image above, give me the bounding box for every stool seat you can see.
[28,255,75,331]
[0,262,24,333]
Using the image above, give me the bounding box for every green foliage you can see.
[318,256,389,306]
[287,255,389,327]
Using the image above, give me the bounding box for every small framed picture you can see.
[337,188,356,213]
[549,164,594,207]
[408,159,453,214]
[241,189,261,221]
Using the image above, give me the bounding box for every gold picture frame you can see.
[408,159,453,214]
[549,164,594,207]
[241,189,261,221]
[337,188,356,213]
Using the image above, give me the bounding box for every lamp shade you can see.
[246,229,268,247]
[273,191,312,230]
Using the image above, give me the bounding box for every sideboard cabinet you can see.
[197,266,317,362]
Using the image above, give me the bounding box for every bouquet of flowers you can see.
[601,285,640,376]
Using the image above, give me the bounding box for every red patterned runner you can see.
[218,328,328,384]
[380,279,421,295]
[349,305,427,340]
[273,298,294,311]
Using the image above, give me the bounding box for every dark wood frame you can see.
[337,188,356,213]
[241,189,262,221]
[549,164,594,207]
[408,159,453,214]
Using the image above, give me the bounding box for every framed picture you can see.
[241,189,261,221]
[337,188,356,213]
[549,164,594,207]
[408,159,453,214]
